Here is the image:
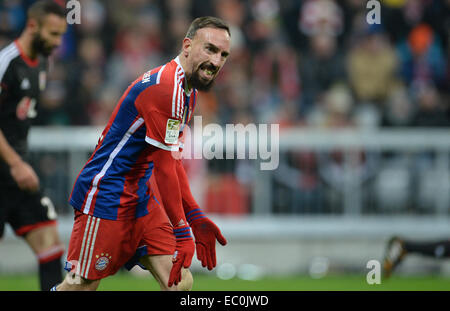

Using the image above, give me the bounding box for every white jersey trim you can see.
[156,64,166,84]
[82,117,145,214]
[171,57,186,118]
[145,136,179,151]
[0,43,20,83]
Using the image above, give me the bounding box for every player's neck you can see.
[177,54,193,93]
[17,32,38,60]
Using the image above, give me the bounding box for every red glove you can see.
[168,225,195,287]
[186,208,227,270]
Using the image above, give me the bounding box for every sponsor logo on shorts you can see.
[95,253,112,271]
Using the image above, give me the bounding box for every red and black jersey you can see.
[0,41,48,185]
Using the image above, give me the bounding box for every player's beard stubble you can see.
[31,32,56,57]
[187,62,218,92]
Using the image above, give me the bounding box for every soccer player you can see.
[383,236,450,278]
[0,1,67,291]
[54,16,231,291]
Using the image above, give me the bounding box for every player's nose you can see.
[210,53,221,68]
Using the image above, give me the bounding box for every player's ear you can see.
[182,37,192,58]
[27,17,40,34]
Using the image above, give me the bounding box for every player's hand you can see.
[168,225,195,287]
[10,160,39,192]
[187,208,227,270]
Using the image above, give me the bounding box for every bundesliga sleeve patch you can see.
[165,118,181,144]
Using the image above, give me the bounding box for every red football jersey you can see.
[136,56,198,152]
[69,56,198,220]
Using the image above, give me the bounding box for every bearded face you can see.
[31,31,57,57]
[30,14,67,58]
[184,27,230,92]
[187,61,219,91]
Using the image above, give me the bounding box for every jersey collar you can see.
[174,56,193,96]
[14,40,40,68]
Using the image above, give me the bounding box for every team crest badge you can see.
[95,253,112,271]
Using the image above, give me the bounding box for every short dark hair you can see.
[28,0,66,24]
[185,16,231,39]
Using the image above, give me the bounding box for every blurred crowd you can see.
[1,0,449,128]
[1,0,450,215]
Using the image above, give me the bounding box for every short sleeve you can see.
[135,86,181,152]
[0,65,13,95]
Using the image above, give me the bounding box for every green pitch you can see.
[1,273,450,291]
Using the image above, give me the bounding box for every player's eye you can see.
[205,44,219,54]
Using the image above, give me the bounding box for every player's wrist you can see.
[6,155,23,168]
[173,224,193,241]
[185,207,207,225]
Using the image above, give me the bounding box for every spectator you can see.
[347,25,399,105]
[299,0,344,37]
[0,0,446,129]
[300,33,347,116]
[397,23,446,89]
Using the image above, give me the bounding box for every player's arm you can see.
[176,159,227,270]
[0,129,39,192]
[0,74,39,192]
[0,128,39,192]
[151,146,195,287]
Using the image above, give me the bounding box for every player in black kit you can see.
[0,1,67,290]
[383,236,450,278]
